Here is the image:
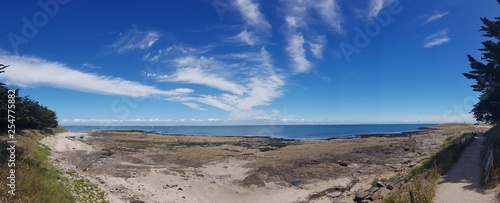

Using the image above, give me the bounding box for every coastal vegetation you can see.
[463,0,500,123]
[0,66,76,202]
[0,130,75,203]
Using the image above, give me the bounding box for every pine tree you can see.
[1,64,59,131]
[463,2,500,123]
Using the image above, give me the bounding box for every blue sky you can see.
[0,0,498,125]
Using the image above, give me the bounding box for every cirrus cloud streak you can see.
[0,52,192,97]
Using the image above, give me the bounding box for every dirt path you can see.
[434,136,498,203]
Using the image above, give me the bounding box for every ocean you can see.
[63,124,436,140]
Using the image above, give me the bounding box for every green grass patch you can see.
[64,170,109,203]
[0,130,75,203]
[1,129,109,202]
[383,164,439,203]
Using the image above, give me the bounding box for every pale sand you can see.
[40,132,360,203]
[40,132,97,153]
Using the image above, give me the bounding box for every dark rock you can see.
[332,196,352,203]
[241,173,266,187]
[354,191,369,201]
[291,180,302,186]
[339,160,350,167]
[178,188,183,190]
[163,184,178,189]
[367,186,379,194]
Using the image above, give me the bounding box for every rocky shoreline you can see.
[40,123,490,203]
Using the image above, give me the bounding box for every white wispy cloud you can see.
[312,0,343,32]
[424,29,450,48]
[142,44,214,63]
[149,48,285,118]
[281,0,341,74]
[81,63,101,70]
[367,0,394,19]
[0,53,192,97]
[283,0,343,32]
[227,30,257,46]
[233,0,271,30]
[286,34,311,73]
[308,35,326,59]
[228,0,271,46]
[182,102,207,111]
[158,65,247,95]
[106,26,160,55]
[422,11,449,25]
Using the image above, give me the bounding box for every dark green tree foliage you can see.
[1,64,58,132]
[16,95,58,129]
[463,3,500,123]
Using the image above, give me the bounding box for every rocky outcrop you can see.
[353,181,395,203]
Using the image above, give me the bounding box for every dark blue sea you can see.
[63,124,436,140]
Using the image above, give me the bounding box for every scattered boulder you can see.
[339,160,350,167]
[291,180,302,186]
[367,186,379,194]
[241,173,266,187]
[354,187,379,202]
[354,191,369,201]
[332,196,353,203]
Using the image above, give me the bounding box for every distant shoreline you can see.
[67,123,438,140]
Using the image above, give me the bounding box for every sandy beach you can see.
[40,123,489,203]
